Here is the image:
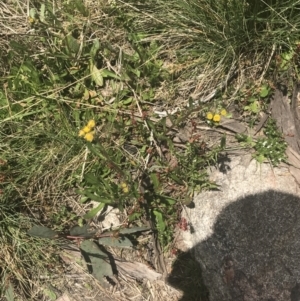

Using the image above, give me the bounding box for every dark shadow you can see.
[217,153,232,174]
[167,190,300,301]
[167,250,209,301]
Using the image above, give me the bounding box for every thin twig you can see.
[80,146,89,182]
[258,44,276,84]
[39,274,85,279]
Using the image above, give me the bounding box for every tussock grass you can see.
[116,0,300,97]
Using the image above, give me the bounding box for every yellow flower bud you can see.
[78,130,85,137]
[213,114,221,122]
[123,187,129,193]
[87,119,96,129]
[84,132,94,142]
[220,109,227,116]
[82,126,91,133]
[206,112,213,120]
[28,17,35,24]
[121,182,129,193]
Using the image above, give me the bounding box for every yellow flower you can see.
[87,119,96,129]
[84,132,94,142]
[28,17,35,24]
[213,114,221,122]
[82,125,91,133]
[220,109,227,116]
[78,129,85,137]
[121,182,129,193]
[206,112,213,120]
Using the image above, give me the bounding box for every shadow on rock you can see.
[167,190,300,301]
[167,250,209,301]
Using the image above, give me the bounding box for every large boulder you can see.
[178,154,300,300]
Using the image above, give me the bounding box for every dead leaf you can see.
[115,260,162,281]
[219,119,247,134]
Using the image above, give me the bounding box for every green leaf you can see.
[70,225,96,237]
[74,0,89,16]
[86,142,106,159]
[142,89,154,101]
[79,196,89,203]
[98,236,133,248]
[101,69,121,80]
[244,100,260,113]
[83,203,105,219]
[153,210,166,232]
[80,240,113,285]
[146,119,156,131]
[43,288,56,301]
[150,173,160,190]
[84,173,100,185]
[248,96,256,103]
[281,51,293,61]
[280,51,294,70]
[128,212,142,221]
[90,39,100,59]
[90,64,103,86]
[27,225,58,239]
[123,97,133,105]
[65,35,80,54]
[29,8,37,19]
[120,71,131,81]
[255,153,265,163]
[156,195,176,205]
[169,173,184,184]
[40,4,46,22]
[259,84,270,98]
[119,226,150,234]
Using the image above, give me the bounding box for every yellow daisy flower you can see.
[28,17,35,24]
[84,132,94,142]
[220,109,227,116]
[82,125,91,133]
[213,114,221,122]
[87,119,96,129]
[78,129,85,137]
[206,112,213,120]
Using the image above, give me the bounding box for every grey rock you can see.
[180,155,300,300]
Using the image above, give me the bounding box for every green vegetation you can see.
[236,118,287,165]
[0,0,299,299]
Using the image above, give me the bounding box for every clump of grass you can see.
[0,115,85,298]
[116,0,300,98]
[0,202,60,299]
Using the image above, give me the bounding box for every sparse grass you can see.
[0,0,299,299]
